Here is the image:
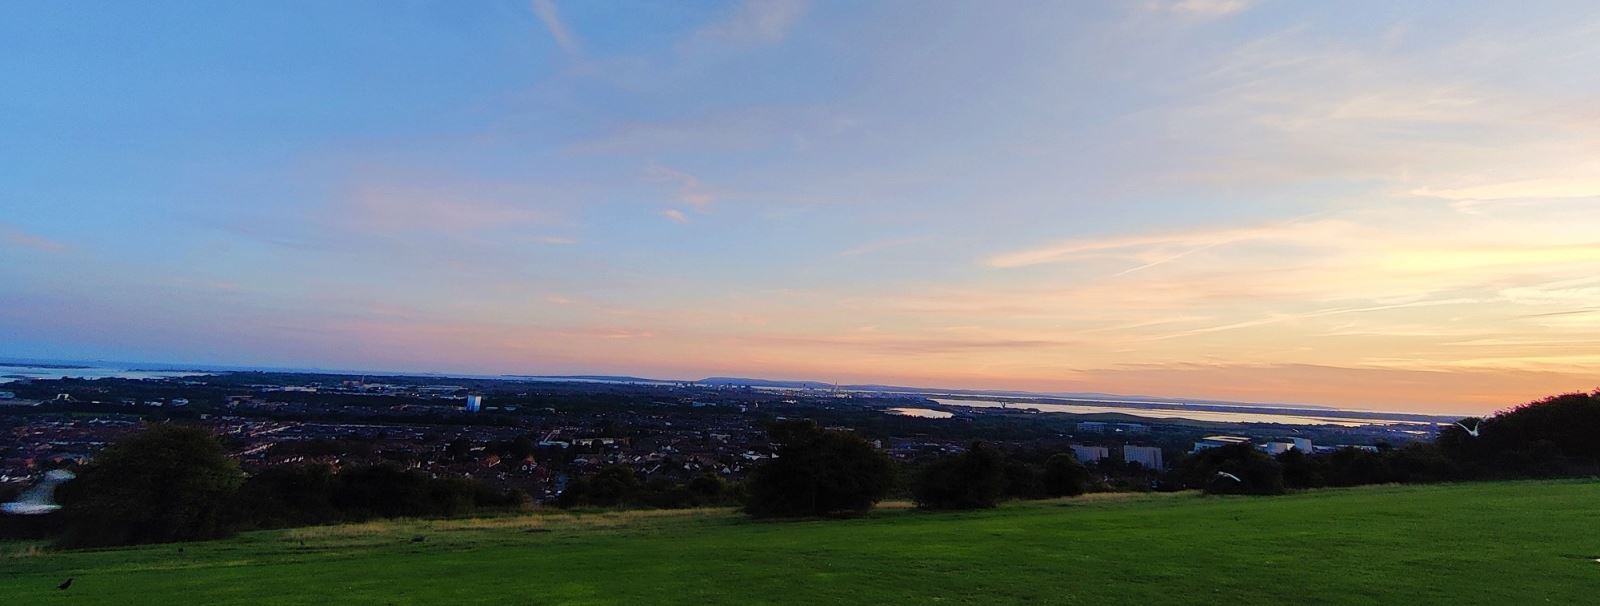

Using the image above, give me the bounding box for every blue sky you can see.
[4,1,1600,411]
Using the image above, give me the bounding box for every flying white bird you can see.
[1454,420,1482,438]
[1215,471,1242,483]
[2,469,74,515]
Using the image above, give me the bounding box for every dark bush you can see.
[1177,444,1285,496]
[233,462,516,528]
[1002,458,1047,499]
[744,420,894,517]
[913,442,1007,510]
[1438,391,1600,478]
[233,463,338,529]
[57,424,243,547]
[1277,448,1327,489]
[1042,453,1091,497]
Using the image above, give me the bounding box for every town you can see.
[1,369,1436,503]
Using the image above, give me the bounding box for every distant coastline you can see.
[0,357,1473,423]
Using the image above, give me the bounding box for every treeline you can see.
[556,466,741,509]
[12,425,525,548]
[731,420,1096,516]
[232,463,524,531]
[14,390,1600,547]
[734,391,1600,515]
[1168,391,1600,495]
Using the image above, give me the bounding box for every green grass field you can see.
[4,480,1599,605]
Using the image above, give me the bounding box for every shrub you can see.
[1277,448,1327,489]
[1177,444,1285,496]
[1042,453,1091,497]
[744,420,894,517]
[57,424,243,547]
[1002,458,1047,500]
[233,463,338,529]
[913,442,1006,510]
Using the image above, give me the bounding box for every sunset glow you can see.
[4,1,1599,412]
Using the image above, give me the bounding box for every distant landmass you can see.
[506,374,673,384]
[506,374,1350,413]
[5,357,1436,416]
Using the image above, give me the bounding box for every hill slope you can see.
[4,481,1599,604]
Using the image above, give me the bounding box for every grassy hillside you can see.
[4,480,1599,604]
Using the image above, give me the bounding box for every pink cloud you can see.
[530,0,581,54]
[645,163,716,210]
[0,223,66,253]
[346,183,550,233]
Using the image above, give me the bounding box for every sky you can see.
[3,1,1599,413]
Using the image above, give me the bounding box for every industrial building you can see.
[1122,445,1164,470]
[1071,444,1109,464]
[1192,435,1251,452]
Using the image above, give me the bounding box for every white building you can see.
[1262,442,1297,455]
[1192,435,1251,452]
[1071,444,1109,464]
[1290,437,1313,452]
[1122,445,1164,470]
[465,394,483,413]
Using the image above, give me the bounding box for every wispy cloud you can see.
[661,209,689,224]
[645,163,715,210]
[530,0,581,54]
[1141,298,1483,341]
[1411,177,1600,202]
[693,0,809,46]
[1149,0,1252,17]
[0,223,66,253]
[344,182,551,233]
[838,236,929,258]
[743,333,1075,355]
[985,216,1340,269]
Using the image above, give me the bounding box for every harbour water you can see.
[0,363,205,384]
[930,398,1433,427]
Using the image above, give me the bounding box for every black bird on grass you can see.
[410,535,426,543]
[57,577,73,590]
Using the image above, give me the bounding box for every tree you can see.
[687,473,727,501]
[913,442,1007,510]
[1042,453,1091,497]
[744,420,894,517]
[233,463,338,529]
[585,465,641,506]
[57,424,243,547]
[1323,447,1393,487]
[1176,444,1285,496]
[1002,459,1046,499]
[1277,448,1327,489]
[1437,391,1600,478]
